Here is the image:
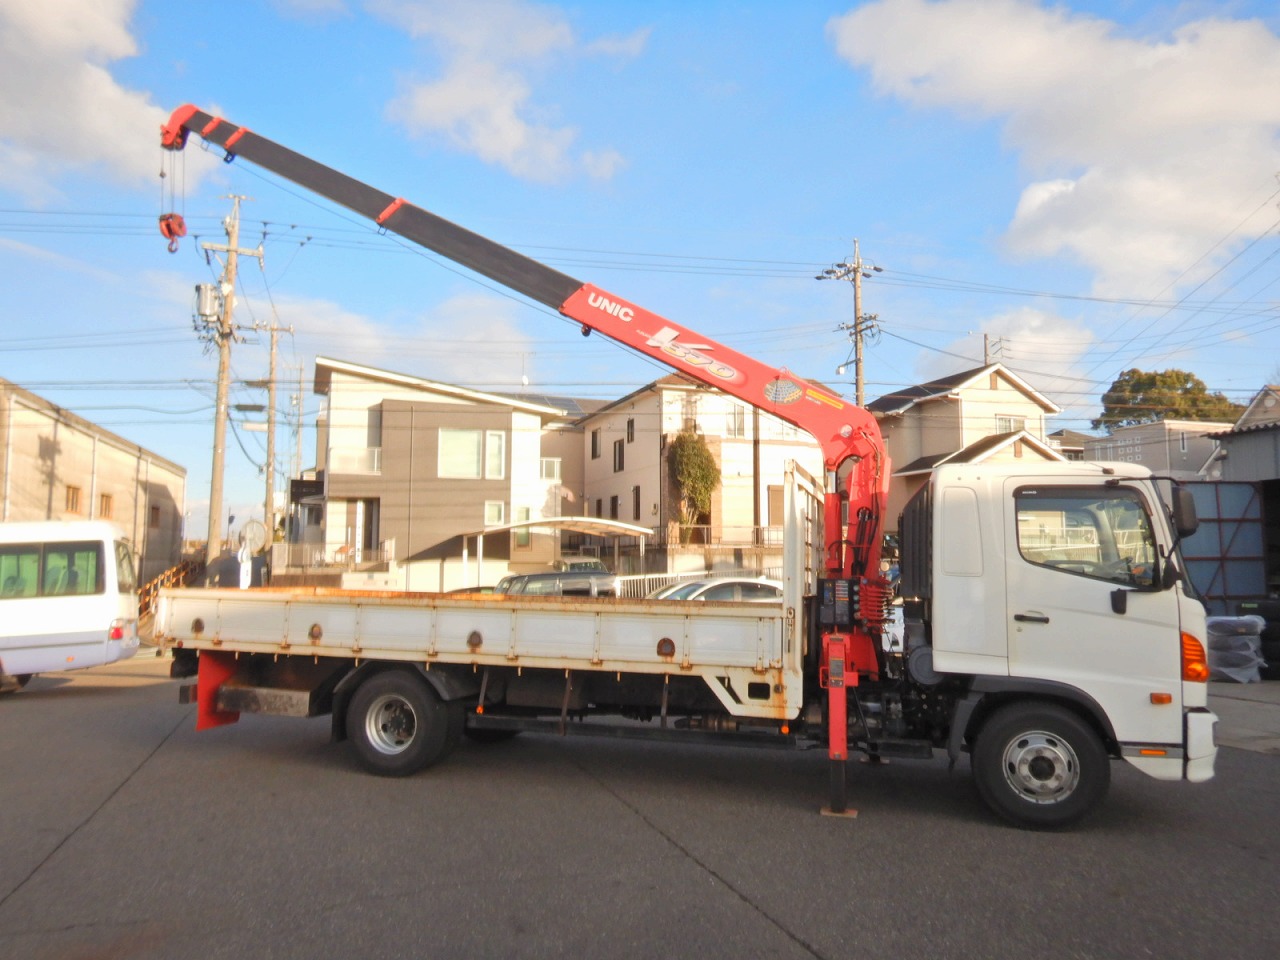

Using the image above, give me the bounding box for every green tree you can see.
[667,428,720,541]
[1093,368,1244,430]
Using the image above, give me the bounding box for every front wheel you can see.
[346,671,453,777]
[972,703,1110,829]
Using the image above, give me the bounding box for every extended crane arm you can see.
[162,104,888,612]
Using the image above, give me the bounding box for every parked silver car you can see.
[494,570,621,598]
[646,577,783,603]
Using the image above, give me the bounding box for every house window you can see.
[484,501,505,526]
[149,505,161,529]
[595,498,603,518]
[65,485,81,514]
[613,438,625,472]
[439,429,483,478]
[767,485,785,527]
[632,485,641,521]
[540,458,561,481]
[514,506,531,549]
[486,430,506,479]
[609,495,620,520]
[996,415,1026,434]
[726,403,746,438]
[591,428,601,459]
[682,395,698,431]
[99,493,113,519]
[626,418,635,443]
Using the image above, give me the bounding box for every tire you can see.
[0,674,32,695]
[972,702,1110,830]
[346,671,453,777]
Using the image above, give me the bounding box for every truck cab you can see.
[895,461,1216,823]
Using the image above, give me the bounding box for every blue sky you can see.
[2,0,1278,539]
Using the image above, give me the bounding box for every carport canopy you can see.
[459,516,651,587]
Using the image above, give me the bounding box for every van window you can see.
[115,541,137,593]
[42,542,104,596]
[1,545,39,598]
[2,541,104,598]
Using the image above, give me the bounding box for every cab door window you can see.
[1015,487,1157,588]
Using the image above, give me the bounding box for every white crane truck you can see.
[154,105,1218,828]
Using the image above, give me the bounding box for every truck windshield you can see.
[1014,486,1158,588]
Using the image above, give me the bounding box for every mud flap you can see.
[195,650,241,730]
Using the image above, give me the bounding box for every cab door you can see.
[1004,482,1183,747]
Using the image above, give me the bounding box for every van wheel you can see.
[972,703,1109,830]
[346,671,452,777]
[0,674,32,695]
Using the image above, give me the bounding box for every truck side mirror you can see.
[1171,486,1198,539]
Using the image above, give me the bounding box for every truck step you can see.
[859,738,936,760]
[215,683,331,718]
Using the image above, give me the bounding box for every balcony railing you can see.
[271,539,395,571]
[646,525,784,547]
[328,446,382,475]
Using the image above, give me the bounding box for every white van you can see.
[0,521,140,693]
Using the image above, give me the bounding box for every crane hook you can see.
[158,212,187,253]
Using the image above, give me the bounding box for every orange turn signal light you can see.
[1150,692,1173,705]
[1139,748,1168,757]
[1181,632,1210,683]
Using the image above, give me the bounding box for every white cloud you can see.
[828,0,1280,296]
[387,60,576,181]
[271,0,351,20]
[279,295,393,365]
[277,290,536,387]
[371,0,642,182]
[924,306,1095,408]
[0,0,172,201]
[586,27,652,60]
[406,291,538,385]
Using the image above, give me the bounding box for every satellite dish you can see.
[239,520,268,554]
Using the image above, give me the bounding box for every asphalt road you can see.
[2,655,1277,960]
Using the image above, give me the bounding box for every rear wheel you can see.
[972,702,1110,829]
[346,671,453,777]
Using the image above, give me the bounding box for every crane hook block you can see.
[159,212,187,253]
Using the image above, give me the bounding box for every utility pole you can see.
[266,322,277,543]
[247,324,292,546]
[198,196,263,567]
[293,366,304,480]
[818,239,882,407]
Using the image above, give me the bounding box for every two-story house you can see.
[577,374,823,573]
[868,363,1065,532]
[304,357,589,591]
